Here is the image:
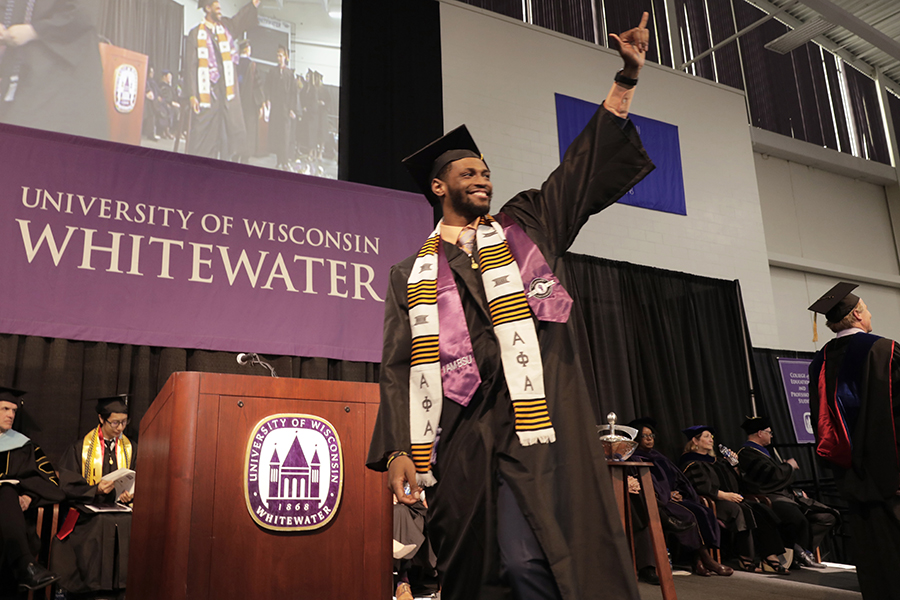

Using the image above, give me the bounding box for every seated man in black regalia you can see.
[53,395,136,599]
[0,386,64,592]
[737,415,836,569]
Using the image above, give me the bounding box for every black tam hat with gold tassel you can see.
[807,282,859,342]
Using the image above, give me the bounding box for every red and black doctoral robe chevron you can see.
[809,332,900,503]
[810,332,900,600]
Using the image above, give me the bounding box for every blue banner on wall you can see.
[555,93,686,215]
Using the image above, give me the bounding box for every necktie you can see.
[457,227,478,268]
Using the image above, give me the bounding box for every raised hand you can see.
[609,12,649,77]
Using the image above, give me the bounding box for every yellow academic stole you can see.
[81,427,133,486]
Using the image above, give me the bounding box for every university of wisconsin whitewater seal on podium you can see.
[244,413,343,531]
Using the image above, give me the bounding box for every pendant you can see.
[470,257,479,269]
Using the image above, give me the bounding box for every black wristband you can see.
[615,70,638,87]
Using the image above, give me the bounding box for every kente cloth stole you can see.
[196,23,235,108]
[407,214,572,486]
[80,427,133,486]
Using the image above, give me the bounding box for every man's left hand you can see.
[18,494,31,511]
[610,12,649,78]
[118,490,134,504]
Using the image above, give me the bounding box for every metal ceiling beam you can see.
[746,0,900,105]
[796,0,900,64]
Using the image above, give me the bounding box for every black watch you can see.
[614,70,638,87]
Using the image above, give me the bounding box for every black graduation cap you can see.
[401,125,487,206]
[0,386,26,408]
[627,417,657,434]
[808,282,860,323]
[96,394,130,415]
[682,425,715,439]
[740,415,771,435]
[197,0,216,9]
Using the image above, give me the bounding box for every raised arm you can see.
[500,13,655,256]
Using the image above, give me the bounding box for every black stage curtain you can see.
[0,334,376,465]
[4,254,761,475]
[339,0,443,216]
[97,0,184,75]
[566,254,754,459]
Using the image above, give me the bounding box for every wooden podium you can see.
[127,372,391,599]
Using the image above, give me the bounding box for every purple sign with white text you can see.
[777,358,816,444]
[0,124,431,362]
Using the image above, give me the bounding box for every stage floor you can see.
[400,563,861,600]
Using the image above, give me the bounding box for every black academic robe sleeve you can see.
[58,441,100,504]
[737,446,794,495]
[1,441,65,505]
[683,460,719,498]
[366,261,414,471]
[499,105,655,258]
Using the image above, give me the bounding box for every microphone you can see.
[235,352,277,377]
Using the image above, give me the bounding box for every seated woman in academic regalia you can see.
[52,395,136,599]
[678,425,788,574]
[628,418,732,577]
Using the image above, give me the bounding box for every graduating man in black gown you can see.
[808,282,900,599]
[184,0,259,159]
[53,395,136,598]
[265,45,298,171]
[0,387,63,592]
[367,14,654,600]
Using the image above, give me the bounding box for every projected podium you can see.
[127,372,391,599]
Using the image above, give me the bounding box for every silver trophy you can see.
[597,412,639,461]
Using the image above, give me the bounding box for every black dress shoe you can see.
[794,549,826,569]
[638,566,660,585]
[661,514,695,533]
[17,562,60,591]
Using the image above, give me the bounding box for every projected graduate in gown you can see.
[367,14,656,600]
[184,0,259,160]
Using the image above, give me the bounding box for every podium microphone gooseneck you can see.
[236,353,277,377]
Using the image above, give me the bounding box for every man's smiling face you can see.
[434,157,492,224]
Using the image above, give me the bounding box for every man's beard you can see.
[447,184,490,220]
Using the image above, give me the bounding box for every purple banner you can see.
[777,358,815,444]
[0,125,431,363]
